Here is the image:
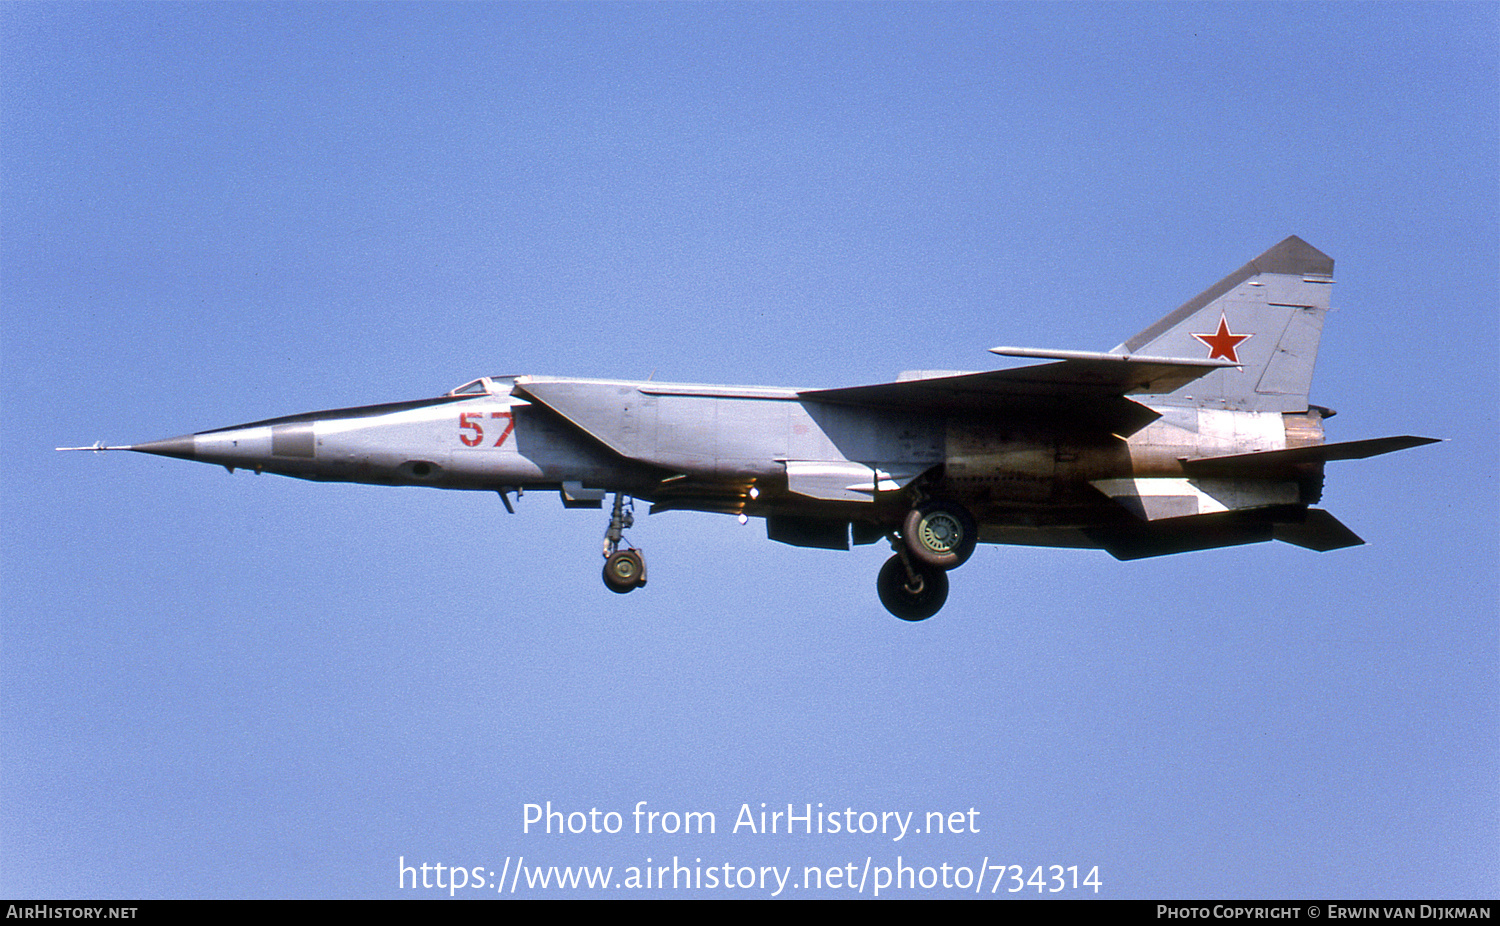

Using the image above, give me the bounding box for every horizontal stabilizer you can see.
[1183,436,1440,477]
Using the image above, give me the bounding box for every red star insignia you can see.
[1193,314,1251,363]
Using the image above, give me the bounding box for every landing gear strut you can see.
[601,493,646,593]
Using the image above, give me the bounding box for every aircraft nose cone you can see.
[128,434,198,460]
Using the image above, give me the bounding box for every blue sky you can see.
[3,2,1496,899]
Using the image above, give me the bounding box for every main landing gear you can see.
[877,548,949,621]
[601,493,647,594]
[877,499,976,621]
[903,499,977,569]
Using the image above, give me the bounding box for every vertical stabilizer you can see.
[1114,236,1333,412]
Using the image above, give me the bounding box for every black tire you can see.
[876,554,949,621]
[902,500,977,570]
[603,549,646,593]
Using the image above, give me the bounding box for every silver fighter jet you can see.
[63,237,1437,620]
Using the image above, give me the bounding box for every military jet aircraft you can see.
[62,237,1436,620]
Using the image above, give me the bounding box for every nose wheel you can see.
[603,548,646,593]
[601,493,646,593]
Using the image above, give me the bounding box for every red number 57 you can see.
[458,411,515,448]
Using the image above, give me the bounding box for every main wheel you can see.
[603,549,646,593]
[902,500,977,570]
[876,554,949,621]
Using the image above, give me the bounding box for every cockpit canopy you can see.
[446,376,513,397]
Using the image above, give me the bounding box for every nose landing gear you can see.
[602,493,646,593]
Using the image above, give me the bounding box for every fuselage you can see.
[132,373,1326,546]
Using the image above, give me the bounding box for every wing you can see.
[799,352,1233,437]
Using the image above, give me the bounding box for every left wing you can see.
[799,351,1234,436]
